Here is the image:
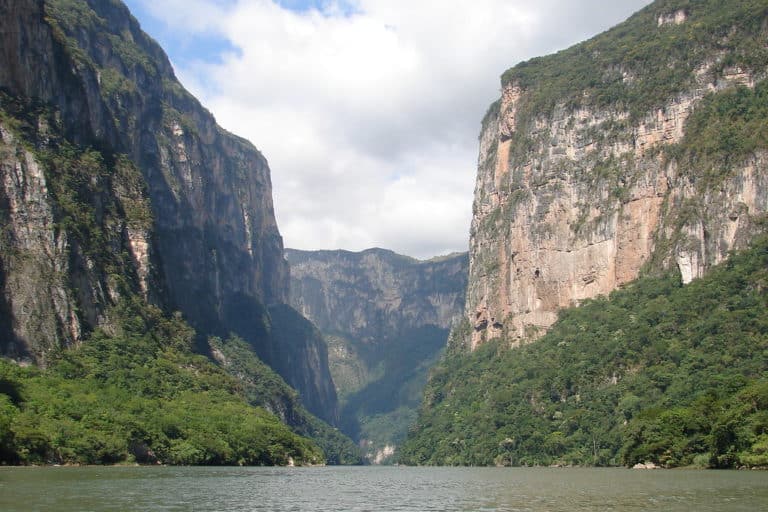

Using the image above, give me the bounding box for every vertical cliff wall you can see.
[0,0,337,422]
[466,0,768,349]
[288,249,468,346]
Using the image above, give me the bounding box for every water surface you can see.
[1,466,766,511]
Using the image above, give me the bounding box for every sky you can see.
[122,0,652,259]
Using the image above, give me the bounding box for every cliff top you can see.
[285,247,468,267]
[497,0,768,122]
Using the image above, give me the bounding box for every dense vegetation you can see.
[501,0,768,123]
[210,335,362,465]
[0,299,323,466]
[401,238,768,468]
[670,79,768,180]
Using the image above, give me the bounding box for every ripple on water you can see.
[1,466,767,512]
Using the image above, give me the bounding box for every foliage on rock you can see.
[210,335,362,465]
[502,0,768,123]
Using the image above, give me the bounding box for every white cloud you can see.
[133,0,652,259]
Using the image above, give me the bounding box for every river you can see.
[1,466,766,511]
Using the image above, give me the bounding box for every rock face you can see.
[465,0,768,350]
[288,248,468,349]
[0,0,336,422]
[286,248,468,462]
[0,125,84,363]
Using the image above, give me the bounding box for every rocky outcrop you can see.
[286,248,467,461]
[0,0,337,422]
[465,0,768,349]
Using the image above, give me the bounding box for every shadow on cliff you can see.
[0,220,24,359]
[338,325,448,442]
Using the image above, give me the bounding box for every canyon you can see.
[287,248,467,463]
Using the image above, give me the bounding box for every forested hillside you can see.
[401,238,768,468]
[0,300,322,465]
[402,0,768,469]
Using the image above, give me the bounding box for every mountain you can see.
[465,0,768,349]
[402,0,768,467]
[0,0,356,463]
[286,248,467,463]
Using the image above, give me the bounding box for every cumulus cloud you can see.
[129,0,651,259]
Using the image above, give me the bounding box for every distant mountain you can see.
[286,248,468,463]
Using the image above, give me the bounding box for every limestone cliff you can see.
[0,0,336,422]
[465,0,768,349]
[286,248,468,462]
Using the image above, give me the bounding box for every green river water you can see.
[1,466,766,511]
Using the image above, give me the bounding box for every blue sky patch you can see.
[122,0,356,68]
[123,0,241,67]
[277,0,358,16]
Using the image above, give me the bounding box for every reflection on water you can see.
[1,466,766,511]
